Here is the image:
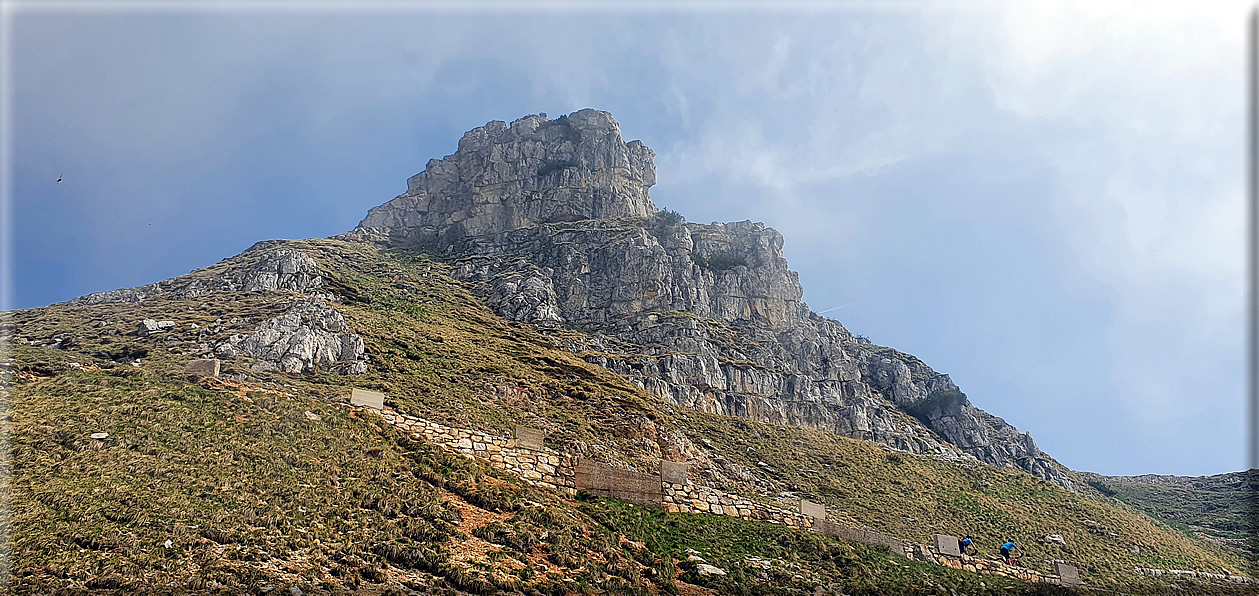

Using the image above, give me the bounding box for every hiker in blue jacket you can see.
[1000,541,1019,564]
[958,536,974,555]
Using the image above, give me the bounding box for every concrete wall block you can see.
[1053,562,1081,586]
[799,499,827,519]
[660,460,689,485]
[514,425,546,451]
[350,388,387,410]
[935,534,961,557]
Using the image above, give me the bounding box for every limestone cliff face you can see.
[357,109,657,250]
[350,109,1073,490]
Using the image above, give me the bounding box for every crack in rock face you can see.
[224,299,367,374]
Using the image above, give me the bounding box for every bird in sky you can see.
[56,175,62,183]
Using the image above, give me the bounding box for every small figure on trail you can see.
[1000,541,1019,564]
[958,536,974,555]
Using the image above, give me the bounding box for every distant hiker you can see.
[1000,541,1019,564]
[958,536,974,555]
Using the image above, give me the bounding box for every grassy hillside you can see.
[4,237,1250,593]
[4,332,1041,594]
[1078,471,1257,574]
[675,413,1251,590]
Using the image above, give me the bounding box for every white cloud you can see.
[639,6,1246,469]
[933,1,1248,433]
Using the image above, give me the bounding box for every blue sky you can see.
[5,2,1250,476]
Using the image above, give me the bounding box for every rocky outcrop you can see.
[69,246,368,376]
[137,319,176,336]
[353,109,657,250]
[68,249,325,305]
[220,299,367,374]
[446,218,805,331]
[224,249,324,294]
[347,109,1073,489]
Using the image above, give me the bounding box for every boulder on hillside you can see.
[137,319,175,336]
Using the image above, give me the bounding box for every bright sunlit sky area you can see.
[5,1,1252,477]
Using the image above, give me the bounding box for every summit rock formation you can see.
[347,109,1073,489]
[357,110,657,250]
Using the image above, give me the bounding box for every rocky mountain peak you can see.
[354,108,657,249]
[343,109,1074,489]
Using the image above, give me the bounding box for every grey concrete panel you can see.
[935,534,961,557]
[799,499,827,519]
[1054,562,1082,585]
[660,461,689,485]
[184,358,220,378]
[574,459,662,508]
[350,388,386,410]
[815,520,908,558]
[514,426,546,451]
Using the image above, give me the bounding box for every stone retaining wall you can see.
[815,520,907,557]
[358,403,1084,585]
[351,399,1252,589]
[355,403,815,527]
[1135,567,1259,585]
[929,551,1065,585]
[662,481,814,529]
[372,408,577,494]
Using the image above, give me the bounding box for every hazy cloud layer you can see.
[9,2,1248,476]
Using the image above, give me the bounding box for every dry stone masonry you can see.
[660,481,814,529]
[350,388,1084,587]
[1134,567,1259,585]
[357,401,577,494]
[921,534,1078,586]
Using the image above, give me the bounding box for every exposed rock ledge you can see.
[67,247,369,375]
[219,299,368,375]
[68,249,325,305]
